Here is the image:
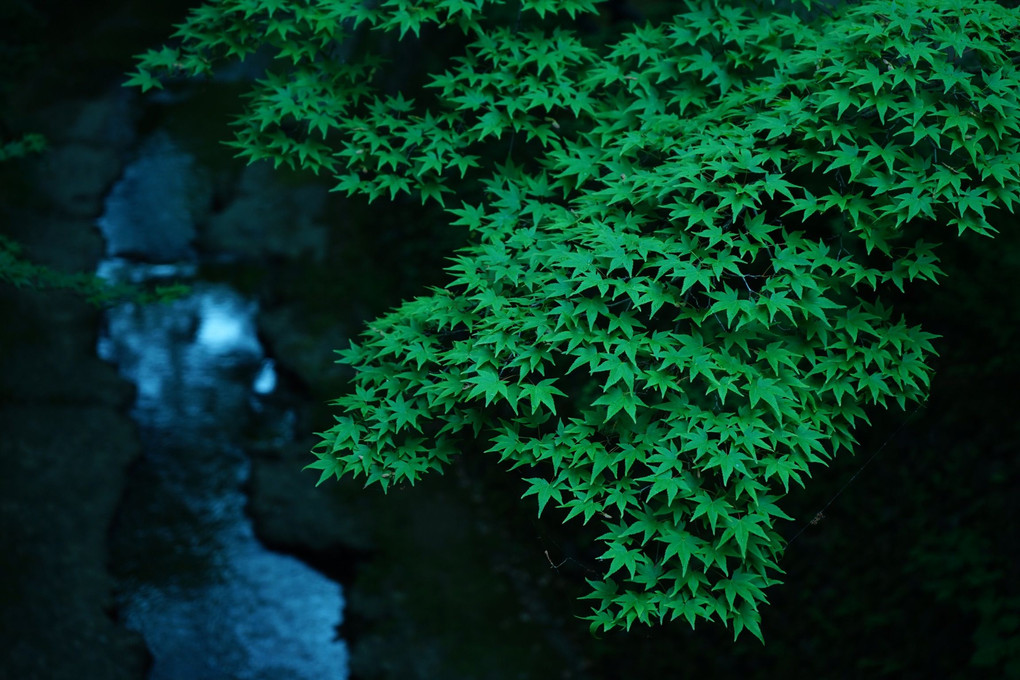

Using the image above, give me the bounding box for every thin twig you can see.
[786,400,927,547]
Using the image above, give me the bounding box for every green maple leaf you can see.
[522,477,563,517]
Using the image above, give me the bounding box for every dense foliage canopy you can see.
[130,0,1020,639]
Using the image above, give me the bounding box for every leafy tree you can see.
[130,0,1020,640]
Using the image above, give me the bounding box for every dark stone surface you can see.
[0,283,149,680]
[0,288,134,407]
[246,438,374,584]
[200,161,329,261]
[1,83,149,680]
[31,143,124,219]
[0,405,150,680]
[256,305,351,394]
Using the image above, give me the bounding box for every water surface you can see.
[98,133,348,680]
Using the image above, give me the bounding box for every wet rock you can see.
[333,473,591,680]
[0,295,134,407]
[0,115,146,678]
[17,215,105,272]
[200,161,329,261]
[36,89,138,152]
[98,132,209,261]
[247,439,373,583]
[32,143,123,219]
[0,212,134,407]
[257,305,350,393]
[0,404,149,680]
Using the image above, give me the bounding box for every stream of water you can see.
[97,133,348,680]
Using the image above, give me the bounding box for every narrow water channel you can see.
[97,133,348,680]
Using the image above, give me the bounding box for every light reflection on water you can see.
[98,134,347,680]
